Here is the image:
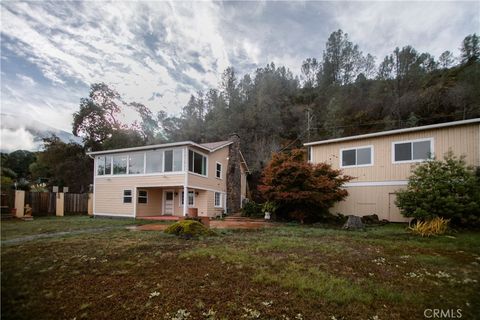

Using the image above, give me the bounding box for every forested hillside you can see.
[3,31,478,193]
[154,31,480,172]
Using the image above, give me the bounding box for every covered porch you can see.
[135,186,215,218]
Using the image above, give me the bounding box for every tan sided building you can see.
[87,135,249,218]
[304,118,480,222]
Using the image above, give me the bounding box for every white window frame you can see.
[127,152,145,175]
[339,145,374,168]
[214,192,222,208]
[307,146,313,163]
[138,190,148,204]
[188,148,208,177]
[392,138,434,164]
[163,148,184,173]
[123,189,132,203]
[215,162,223,179]
[180,190,195,207]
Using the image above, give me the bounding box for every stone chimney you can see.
[226,133,241,214]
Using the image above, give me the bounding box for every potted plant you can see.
[262,201,277,220]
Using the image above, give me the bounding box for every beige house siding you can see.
[310,122,480,222]
[332,186,409,222]
[92,142,244,218]
[94,175,184,216]
[312,123,479,181]
[187,146,228,193]
[136,188,163,217]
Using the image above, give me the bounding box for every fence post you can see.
[88,193,94,216]
[14,190,25,218]
[56,193,64,217]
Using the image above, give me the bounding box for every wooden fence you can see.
[25,192,56,216]
[64,193,89,214]
[1,190,15,217]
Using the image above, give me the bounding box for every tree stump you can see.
[343,215,364,230]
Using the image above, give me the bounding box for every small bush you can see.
[409,217,450,237]
[241,201,263,218]
[164,220,216,238]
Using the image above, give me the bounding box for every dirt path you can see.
[1,227,117,245]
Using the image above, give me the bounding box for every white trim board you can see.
[344,180,408,187]
[187,185,226,194]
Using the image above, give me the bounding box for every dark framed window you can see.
[138,190,148,204]
[393,139,432,162]
[181,191,194,206]
[216,162,222,179]
[123,190,132,203]
[188,150,207,176]
[341,146,373,167]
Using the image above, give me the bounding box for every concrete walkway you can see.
[2,227,116,246]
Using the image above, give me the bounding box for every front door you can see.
[164,191,174,215]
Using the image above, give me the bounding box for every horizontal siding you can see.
[136,188,163,216]
[187,146,228,192]
[94,175,184,216]
[332,185,409,222]
[312,123,480,182]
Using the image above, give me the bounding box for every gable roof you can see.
[304,118,480,147]
[87,140,232,156]
[199,140,232,151]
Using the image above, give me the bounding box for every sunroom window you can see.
[188,150,207,176]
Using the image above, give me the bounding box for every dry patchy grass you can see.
[1,218,479,319]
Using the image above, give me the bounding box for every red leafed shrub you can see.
[258,149,353,222]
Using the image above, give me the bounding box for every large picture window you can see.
[393,139,432,163]
[128,153,144,174]
[341,146,373,167]
[188,150,207,176]
[164,149,183,172]
[146,150,163,173]
[113,155,128,174]
[96,155,112,175]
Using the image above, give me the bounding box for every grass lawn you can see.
[1,217,479,320]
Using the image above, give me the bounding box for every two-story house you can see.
[87,134,248,218]
[304,118,480,222]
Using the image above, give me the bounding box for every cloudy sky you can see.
[1,0,478,152]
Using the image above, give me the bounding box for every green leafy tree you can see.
[73,83,161,150]
[29,136,93,193]
[258,149,352,222]
[396,153,480,227]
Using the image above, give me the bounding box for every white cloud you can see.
[333,2,479,60]
[0,0,477,147]
[0,127,40,152]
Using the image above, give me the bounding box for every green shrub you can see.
[164,220,216,238]
[396,153,480,227]
[241,201,263,218]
